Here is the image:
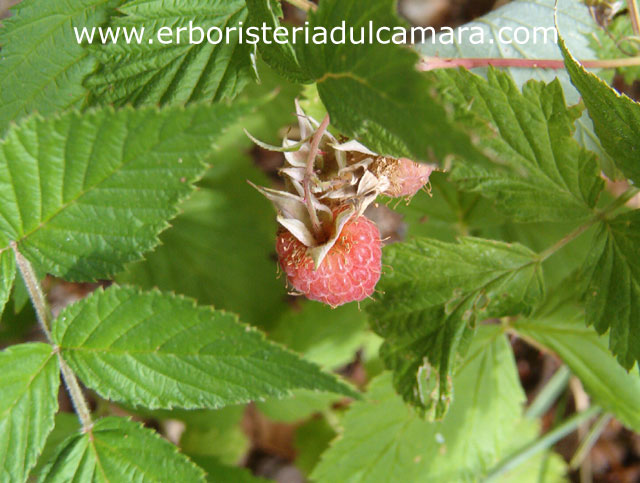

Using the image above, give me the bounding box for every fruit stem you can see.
[304,113,330,239]
[419,56,640,70]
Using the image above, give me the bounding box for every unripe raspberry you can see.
[373,157,434,198]
[276,215,382,307]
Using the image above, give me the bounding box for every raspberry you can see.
[276,215,382,307]
[373,157,434,198]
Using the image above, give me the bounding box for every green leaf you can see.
[311,327,526,482]
[246,0,308,82]
[418,0,608,169]
[32,413,80,479]
[52,286,358,409]
[87,0,252,107]
[179,406,249,466]
[495,419,567,483]
[39,417,205,482]
[269,301,369,369]
[296,0,477,161]
[0,102,246,282]
[367,237,543,416]
[0,0,120,134]
[0,343,60,483]
[294,417,336,476]
[0,248,16,317]
[589,13,640,86]
[120,157,288,329]
[256,389,339,423]
[188,455,269,483]
[560,35,640,183]
[514,305,640,431]
[583,211,640,369]
[430,68,603,222]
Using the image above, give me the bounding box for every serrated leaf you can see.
[514,305,640,431]
[87,0,252,107]
[367,237,543,415]
[120,157,288,329]
[0,0,120,134]
[0,343,60,483]
[0,247,16,317]
[418,0,608,168]
[246,0,308,82]
[311,327,525,483]
[296,0,478,161]
[0,102,246,282]
[38,417,205,482]
[430,68,603,223]
[31,413,80,478]
[52,286,358,409]
[583,211,640,369]
[560,35,640,183]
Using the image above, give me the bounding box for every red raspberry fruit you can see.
[276,215,382,307]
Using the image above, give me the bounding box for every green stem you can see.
[11,242,52,341]
[629,0,640,37]
[283,0,316,12]
[569,412,612,470]
[525,365,571,420]
[483,406,601,482]
[538,187,639,261]
[58,354,94,433]
[11,241,94,433]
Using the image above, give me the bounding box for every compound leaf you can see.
[312,327,525,482]
[0,0,120,134]
[0,343,60,483]
[367,237,543,416]
[431,68,603,222]
[87,0,252,107]
[38,417,205,482]
[52,286,358,409]
[0,102,246,282]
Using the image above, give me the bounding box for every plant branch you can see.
[58,354,94,433]
[483,406,601,482]
[283,0,317,12]
[419,56,640,71]
[525,365,571,420]
[304,113,330,239]
[538,187,640,262]
[11,241,94,432]
[629,0,640,37]
[11,242,52,341]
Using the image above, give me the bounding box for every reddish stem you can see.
[419,56,640,71]
[304,113,330,238]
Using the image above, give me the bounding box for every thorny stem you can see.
[283,0,317,13]
[538,187,640,262]
[304,113,330,239]
[10,242,94,433]
[419,56,640,71]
